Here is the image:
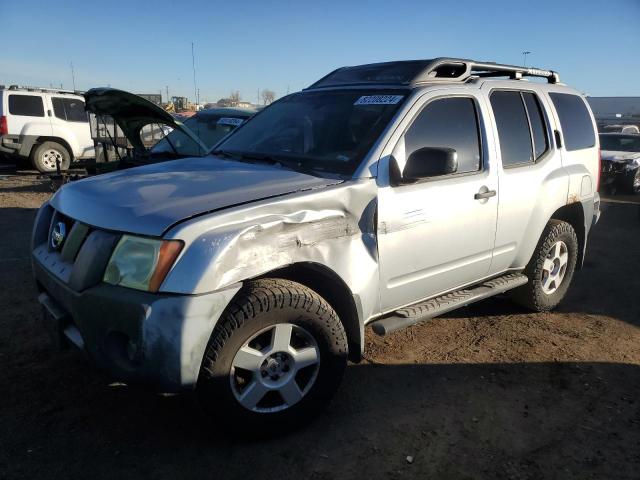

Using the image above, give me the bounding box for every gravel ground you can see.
[1,163,639,480]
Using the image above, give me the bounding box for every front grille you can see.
[33,207,121,292]
[47,210,91,261]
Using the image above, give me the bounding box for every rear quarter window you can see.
[52,97,88,122]
[8,94,45,117]
[549,93,595,151]
[490,91,533,166]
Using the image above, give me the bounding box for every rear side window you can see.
[52,97,88,122]
[490,91,533,166]
[549,93,595,151]
[404,97,481,174]
[8,95,44,117]
[522,92,549,160]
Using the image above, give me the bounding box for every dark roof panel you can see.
[310,60,432,88]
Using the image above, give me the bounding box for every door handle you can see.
[474,189,496,200]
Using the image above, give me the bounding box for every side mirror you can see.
[400,147,458,183]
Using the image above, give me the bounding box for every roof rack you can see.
[307,57,560,89]
[1,84,83,95]
[421,58,560,84]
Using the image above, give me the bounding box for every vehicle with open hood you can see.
[32,58,600,431]
[84,88,256,174]
[599,132,640,194]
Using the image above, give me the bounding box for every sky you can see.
[1,0,639,103]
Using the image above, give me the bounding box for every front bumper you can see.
[592,192,601,225]
[34,257,240,392]
[0,134,21,155]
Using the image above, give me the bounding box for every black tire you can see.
[511,220,579,312]
[30,141,71,173]
[197,278,348,433]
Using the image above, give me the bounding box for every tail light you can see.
[596,147,601,192]
[0,116,7,136]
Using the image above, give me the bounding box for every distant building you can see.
[587,96,640,127]
[137,93,162,105]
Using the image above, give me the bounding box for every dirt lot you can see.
[1,163,639,480]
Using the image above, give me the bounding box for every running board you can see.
[371,273,528,336]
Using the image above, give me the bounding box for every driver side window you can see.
[404,97,482,175]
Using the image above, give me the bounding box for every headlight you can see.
[103,235,183,292]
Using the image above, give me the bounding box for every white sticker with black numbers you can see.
[217,117,244,127]
[354,95,404,105]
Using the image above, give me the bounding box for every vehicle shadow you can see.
[2,359,638,480]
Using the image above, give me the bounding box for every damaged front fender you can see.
[161,179,381,325]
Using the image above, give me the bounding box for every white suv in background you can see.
[0,86,94,172]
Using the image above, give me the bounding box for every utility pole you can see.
[191,42,198,106]
[522,51,531,67]
[70,62,76,90]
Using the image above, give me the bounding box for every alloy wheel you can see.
[230,323,320,413]
[541,240,569,294]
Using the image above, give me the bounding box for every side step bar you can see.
[371,273,528,336]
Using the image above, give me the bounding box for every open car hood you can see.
[84,87,207,152]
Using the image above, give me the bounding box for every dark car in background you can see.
[599,133,640,194]
[154,107,258,155]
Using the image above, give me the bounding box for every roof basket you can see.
[457,59,558,83]
[415,58,560,84]
[4,84,82,95]
[307,57,560,89]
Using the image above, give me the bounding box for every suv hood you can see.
[84,88,207,152]
[50,157,343,236]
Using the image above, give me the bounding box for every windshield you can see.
[599,134,640,152]
[151,113,249,157]
[215,90,406,175]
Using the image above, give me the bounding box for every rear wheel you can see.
[511,220,578,312]
[197,278,348,433]
[30,141,70,173]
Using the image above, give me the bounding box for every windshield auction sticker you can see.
[217,117,244,126]
[354,95,404,105]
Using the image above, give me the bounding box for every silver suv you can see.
[32,58,601,429]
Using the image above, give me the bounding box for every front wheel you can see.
[511,220,579,312]
[197,279,348,433]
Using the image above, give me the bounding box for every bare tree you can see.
[261,89,275,105]
[229,91,241,106]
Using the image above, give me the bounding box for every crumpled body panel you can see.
[162,179,380,323]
